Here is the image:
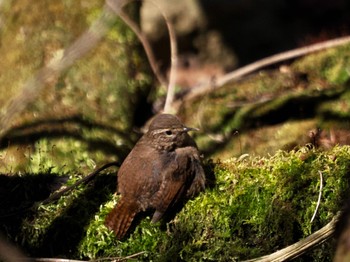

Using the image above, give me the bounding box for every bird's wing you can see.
[185,149,206,197]
[150,149,192,222]
[117,144,161,202]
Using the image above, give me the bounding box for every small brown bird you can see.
[105,114,205,239]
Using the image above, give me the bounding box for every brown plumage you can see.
[105,114,205,239]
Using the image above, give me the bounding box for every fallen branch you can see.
[243,213,340,262]
[176,35,350,108]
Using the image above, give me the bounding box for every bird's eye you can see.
[165,130,173,136]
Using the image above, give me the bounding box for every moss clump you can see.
[77,146,350,261]
[178,44,350,159]
[293,45,350,85]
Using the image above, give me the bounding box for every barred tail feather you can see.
[105,198,138,239]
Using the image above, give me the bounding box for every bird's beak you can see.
[183,126,199,132]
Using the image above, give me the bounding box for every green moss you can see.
[292,44,350,84]
[178,43,350,159]
[318,89,350,118]
[75,146,350,261]
[1,1,350,261]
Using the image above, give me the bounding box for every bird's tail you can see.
[105,198,139,239]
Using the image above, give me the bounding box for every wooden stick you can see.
[106,0,179,113]
[39,161,120,206]
[0,161,119,218]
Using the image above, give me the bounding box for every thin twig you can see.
[106,0,168,89]
[39,161,119,206]
[117,251,147,261]
[162,4,178,113]
[310,171,323,223]
[0,161,119,218]
[107,0,178,113]
[94,251,147,261]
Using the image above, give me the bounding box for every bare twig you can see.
[310,171,323,223]
[243,213,340,262]
[31,259,86,262]
[162,4,178,113]
[94,251,147,261]
[106,0,168,89]
[177,35,350,107]
[107,0,178,113]
[39,161,119,206]
[0,161,119,218]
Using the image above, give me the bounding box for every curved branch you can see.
[177,36,350,108]
[162,7,178,113]
[107,0,168,89]
[39,161,120,206]
[107,0,178,113]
